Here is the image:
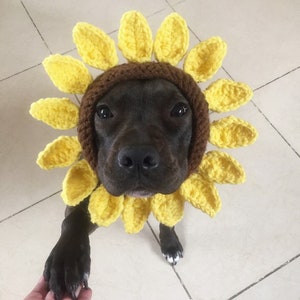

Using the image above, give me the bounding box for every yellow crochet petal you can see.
[180,173,221,217]
[89,185,124,227]
[151,192,184,227]
[184,37,227,82]
[210,116,258,148]
[204,79,253,112]
[36,136,81,170]
[73,22,118,70]
[43,54,93,94]
[61,159,98,206]
[122,197,151,234]
[118,11,153,62]
[29,98,79,130]
[154,13,189,66]
[199,151,245,184]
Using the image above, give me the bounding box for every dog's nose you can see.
[118,146,159,171]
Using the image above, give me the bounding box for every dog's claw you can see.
[163,250,183,266]
[43,228,90,300]
[83,279,89,289]
[71,291,77,300]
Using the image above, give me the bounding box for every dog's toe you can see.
[163,248,183,266]
[44,231,91,300]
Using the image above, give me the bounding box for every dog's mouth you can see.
[125,189,155,198]
[101,171,184,198]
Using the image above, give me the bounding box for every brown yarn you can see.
[78,62,210,176]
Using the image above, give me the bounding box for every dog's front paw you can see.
[43,232,90,300]
[162,246,183,266]
[159,224,184,266]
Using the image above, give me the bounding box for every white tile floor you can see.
[0,1,299,299]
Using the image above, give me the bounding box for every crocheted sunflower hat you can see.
[30,11,258,234]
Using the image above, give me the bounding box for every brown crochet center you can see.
[78,62,210,177]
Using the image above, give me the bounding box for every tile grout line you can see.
[167,0,202,50]
[165,0,176,10]
[250,100,300,159]
[149,7,169,17]
[171,266,193,300]
[146,221,193,300]
[146,221,160,245]
[248,66,300,159]
[254,66,300,92]
[0,63,41,82]
[170,1,236,83]
[0,23,129,83]
[227,252,300,300]
[0,45,84,83]
[20,0,52,54]
[165,0,187,8]
[0,190,61,224]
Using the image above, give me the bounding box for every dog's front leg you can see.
[43,199,96,300]
[159,223,183,265]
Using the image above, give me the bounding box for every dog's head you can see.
[94,78,192,197]
[78,62,210,198]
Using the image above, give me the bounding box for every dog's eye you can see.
[96,105,114,119]
[171,102,189,117]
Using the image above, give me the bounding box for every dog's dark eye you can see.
[171,102,189,117]
[96,105,114,119]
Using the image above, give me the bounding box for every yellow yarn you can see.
[184,37,227,82]
[151,192,185,227]
[73,22,118,70]
[37,136,81,170]
[118,11,153,63]
[210,116,258,148]
[30,98,79,130]
[89,186,124,227]
[204,79,253,112]
[180,173,221,217]
[30,11,258,233]
[154,13,189,66]
[122,197,151,234]
[43,54,93,94]
[61,159,98,206]
[199,151,245,184]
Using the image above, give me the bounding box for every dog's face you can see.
[93,78,192,197]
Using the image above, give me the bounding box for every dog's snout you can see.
[118,146,159,172]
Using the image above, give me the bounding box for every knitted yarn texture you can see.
[29,11,258,233]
